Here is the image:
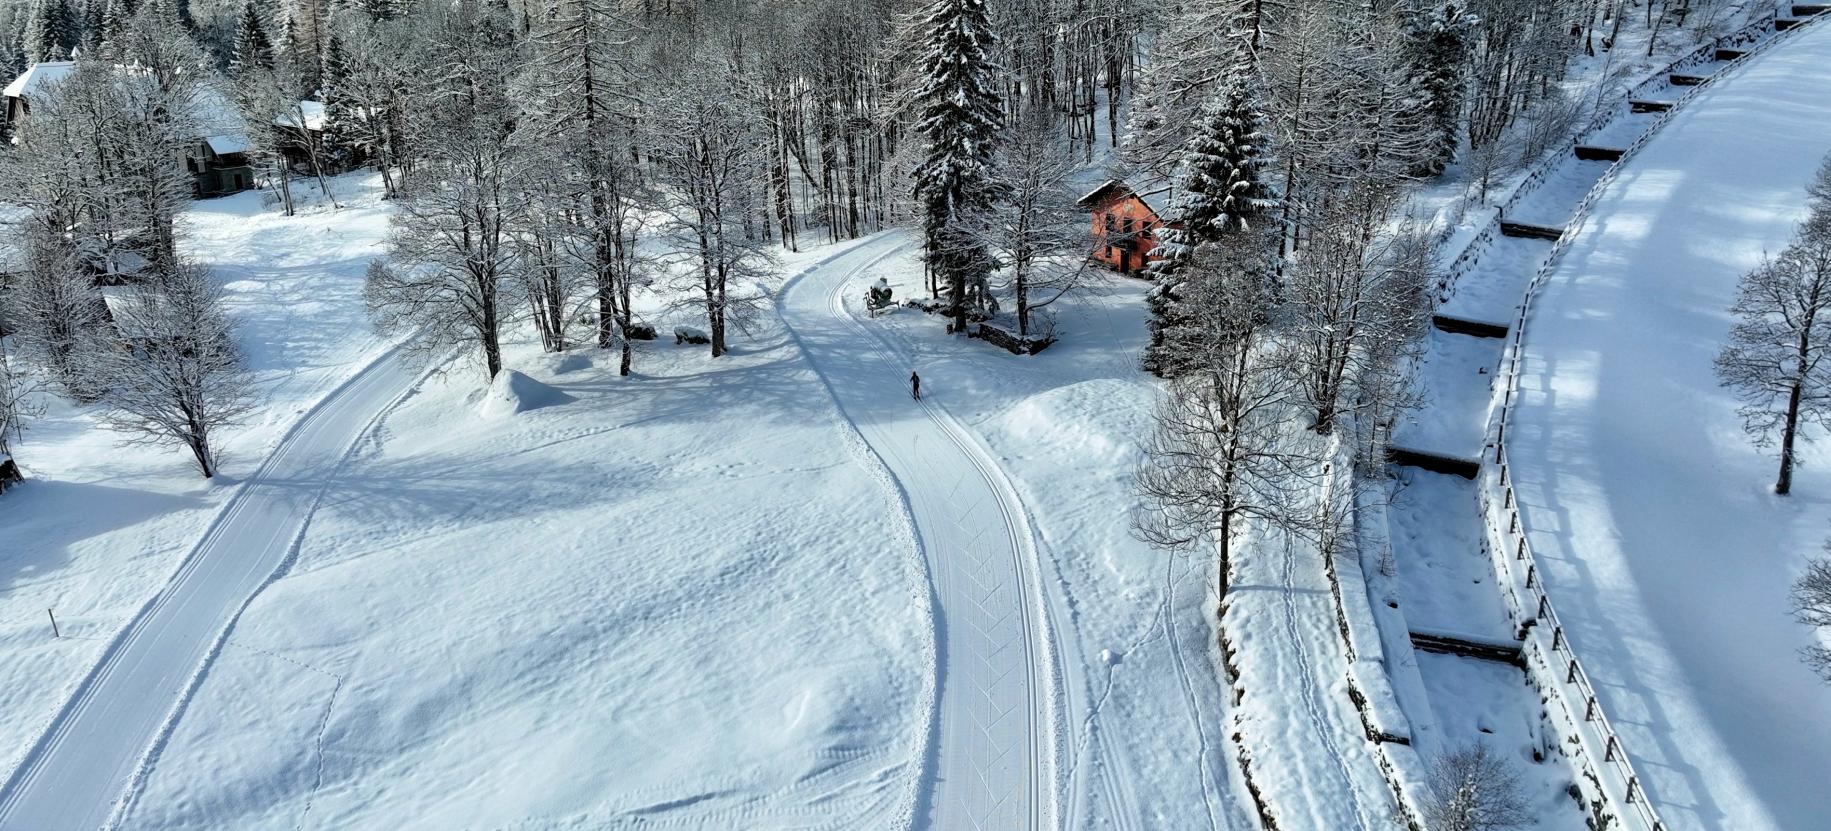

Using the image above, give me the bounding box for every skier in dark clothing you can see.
[910,371,921,400]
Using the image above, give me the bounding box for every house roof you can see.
[274,100,326,132]
[1076,177,1175,221]
[2,61,75,100]
[3,62,249,151]
[100,285,163,339]
[205,133,252,156]
[1076,179,1130,208]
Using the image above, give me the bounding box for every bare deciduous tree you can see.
[1793,542,1831,683]
[650,58,775,358]
[1715,162,1831,495]
[1284,194,1432,435]
[1134,240,1318,599]
[91,263,255,478]
[0,332,46,491]
[1422,742,1532,831]
[984,103,1088,337]
[365,0,523,382]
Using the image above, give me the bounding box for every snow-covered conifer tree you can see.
[25,0,80,62]
[910,0,1005,335]
[1400,0,1474,177]
[1141,45,1274,377]
[230,0,272,73]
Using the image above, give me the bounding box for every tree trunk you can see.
[1779,379,1803,495]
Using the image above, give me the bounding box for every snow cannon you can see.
[866,278,895,317]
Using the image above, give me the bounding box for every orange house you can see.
[1077,179,1175,275]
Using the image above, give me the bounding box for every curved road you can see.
[0,348,417,830]
[778,233,1063,830]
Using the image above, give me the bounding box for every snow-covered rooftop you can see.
[204,134,252,157]
[1,61,75,101]
[274,100,326,132]
[1075,177,1174,219]
[99,285,163,340]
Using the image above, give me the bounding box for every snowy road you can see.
[0,348,416,831]
[1504,15,1831,829]
[778,233,1062,830]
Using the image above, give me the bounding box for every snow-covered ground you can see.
[830,242,1256,830]
[106,236,935,828]
[1505,17,1831,830]
[0,175,394,805]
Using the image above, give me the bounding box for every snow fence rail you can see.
[1476,9,1828,831]
[1435,7,1782,304]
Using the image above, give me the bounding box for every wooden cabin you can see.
[1077,179,1174,275]
[3,62,254,199]
[1,60,74,124]
[189,134,256,197]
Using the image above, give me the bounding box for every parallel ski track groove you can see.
[778,234,1062,830]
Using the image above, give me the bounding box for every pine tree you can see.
[97,0,130,60]
[25,0,80,63]
[910,0,1005,335]
[1402,0,1474,176]
[230,0,272,73]
[1142,52,1275,377]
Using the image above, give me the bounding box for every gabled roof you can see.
[1077,177,1175,221]
[205,133,252,156]
[1076,179,1131,208]
[2,61,76,101]
[274,100,326,132]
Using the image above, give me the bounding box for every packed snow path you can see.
[1504,17,1831,831]
[0,349,417,830]
[778,233,1060,830]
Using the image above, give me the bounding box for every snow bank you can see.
[474,368,575,419]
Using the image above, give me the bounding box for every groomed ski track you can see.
[777,232,1066,831]
[0,347,419,830]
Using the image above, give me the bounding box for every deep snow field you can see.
[0,175,396,787]
[116,255,933,828]
[1,164,1239,826]
[1505,18,1831,830]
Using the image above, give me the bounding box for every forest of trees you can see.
[0,0,1750,479]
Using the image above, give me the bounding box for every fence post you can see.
[1586,696,1599,722]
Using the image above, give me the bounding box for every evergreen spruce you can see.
[25,0,81,63]
[910,0,1005,335]
[98,0,131,60]
[1142,52,1275,377]
[231,0,272,73]
[1402,0,1475,177]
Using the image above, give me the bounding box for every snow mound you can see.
[994,378,1153,471]
[476,369,575,419]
